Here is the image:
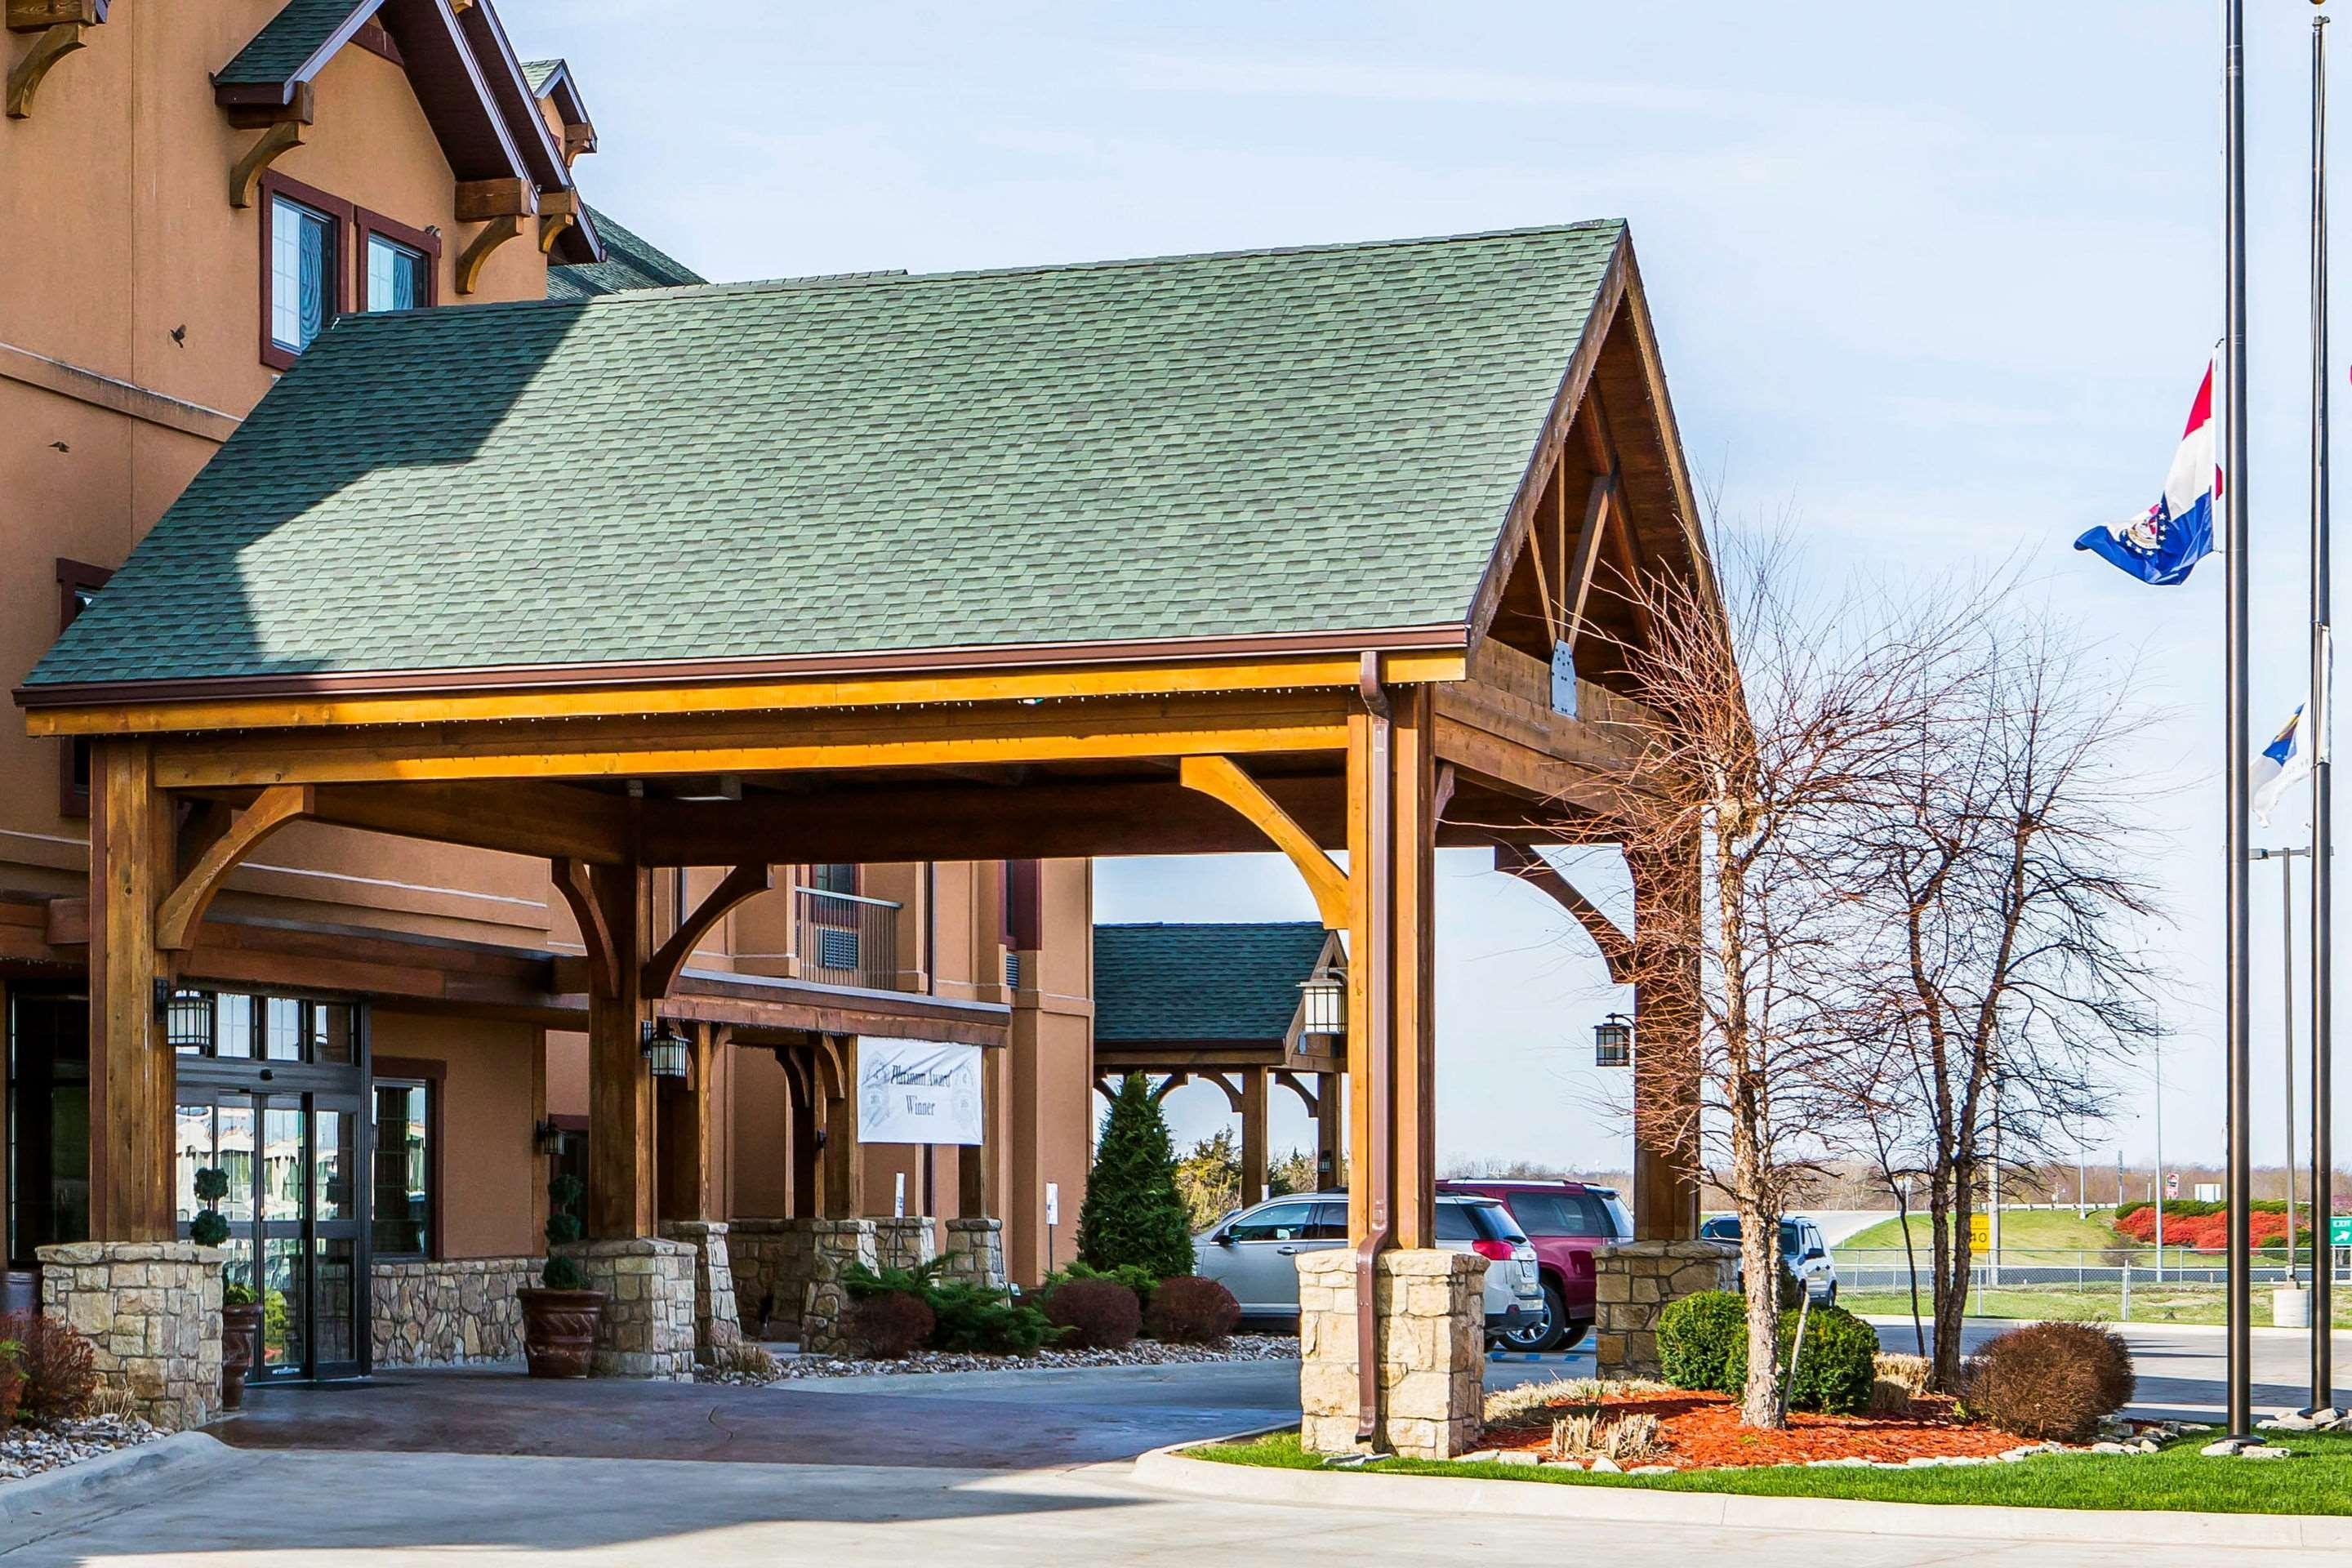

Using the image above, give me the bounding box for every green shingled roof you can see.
[1094,923,1330,1044]
[26,221,1623,688]
[520,58,560,93]
[547,206,707,301]
[216,0,376,87]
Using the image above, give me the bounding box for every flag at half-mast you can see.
[2255,706,2310,828]
[2074,359,2220,585]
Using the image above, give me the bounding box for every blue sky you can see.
[504,0,2348,1179]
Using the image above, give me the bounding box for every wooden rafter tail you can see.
[154,784,314,951]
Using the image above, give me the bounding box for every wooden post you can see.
[1390,684,1438,1250]
[87,740,174,1241]
[1344,706,1377,1250]
[787,1051,819,1220]
[1240,1066,1267,1210]
[1628,833,1702,1241]
[586,862,655,1239]
[1316,1072,1343,1187]
[957,1043,1000,1218]
[818,1036,862,1218]
[658,1024,722,1223]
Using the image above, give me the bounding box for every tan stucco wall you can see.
[370,1009,543,1260]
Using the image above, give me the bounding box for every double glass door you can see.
[175,1089,365,1382]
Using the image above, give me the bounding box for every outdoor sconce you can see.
[532,1120,567,1156]
[165,989,213,1053]
[1298,967,1347,1040]
[639,1018,692,1080]
[1593,1013,1633,1068]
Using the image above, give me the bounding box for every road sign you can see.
[2167,1173,2180,1199]
[2332,1214,2352,1249]
[1970,1213,1990,1249]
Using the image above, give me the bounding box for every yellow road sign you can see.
[1969,1213,1990,1250]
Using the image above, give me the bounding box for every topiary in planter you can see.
[189,1167,232,1248]
[1965,1321,2135,1442]
[1658,1289,1746,1393]
[847,1290,936,1360]
[1143,1275,1240,1344]
[1043,1277,1141,1350]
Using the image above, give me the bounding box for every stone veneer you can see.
[659,1220,742,1361]
[551,1236,697,1379]
[1593,1239,1738,1378]
[727,1218,817,1339]
[871,1215,937,1272]
[798,1219,877,1356]
[370,1258,539,1368]
[38,1242,221,1432]
[1295,1248,1483,1460]
[940,1218,1005,1290]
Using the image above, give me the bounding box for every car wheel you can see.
[1498,1282,1567,1353]
[1824,1282,1838,1307]
[1552,1317,1589,1352]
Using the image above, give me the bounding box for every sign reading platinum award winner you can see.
[856,1039,983,1146]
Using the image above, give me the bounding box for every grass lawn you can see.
[1846,1285,2233,1327]
[1191,1428,2352,1515]
[1838,1209,2129,1254]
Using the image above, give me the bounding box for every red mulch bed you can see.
[1487,1390,2036,1469]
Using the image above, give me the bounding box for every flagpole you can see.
[2312,0,2337,1414]
[2223,0,2255,1441]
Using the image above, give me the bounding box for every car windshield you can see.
[1466,1200,1528,1243]
[1700,1216,1806,1254]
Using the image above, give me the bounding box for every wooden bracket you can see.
[642,862,773,1000]
[229,119,306,208]
[550,858,617,996]
[1178,755,1352,930]
[537,212,575,255]
[154,784,312,951]
[1493,842,1633,982]
[454,214,522,296]
[1149,1071,1190,1107]
[1197,1071,1245,1114]
[1273,1069,1322,1114]
[6,20,85,118]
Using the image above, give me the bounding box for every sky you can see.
[502,0,2351,1181]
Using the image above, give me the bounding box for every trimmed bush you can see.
[4,1316,96,1423]
[1078,1074,1197,1281]
[1775,1305,1878,1415]
[1043,1277,1141,1350]
[841,1261,1059,1357]
[1658,1289,1746,1393]
[1145,1276,1241,1343]
[1041,1259,1160,1311]
[846,1290,935,1360]
[1966,1321,2135,1442]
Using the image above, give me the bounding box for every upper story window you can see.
[360,210,441,314]
[808,863,858,896]
[257,173,354,372]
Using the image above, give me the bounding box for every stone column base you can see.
[659,1221,743,1361]
[1296,1248,1483,1460]
[551,1237,697,1379]
[800,1219,877,1356]
[726,1218,818,1339]
[871,1215,938,1272]
[38,1242,221,1432]
[1593,1239,1737,1379]
[940,1218,1004,1291]
[371,1257,540,1367]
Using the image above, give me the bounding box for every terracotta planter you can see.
[518,1287,605,1379]
[219,1302,263,1410]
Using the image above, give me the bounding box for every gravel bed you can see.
[0,1414,164,1482]
[699,1334,1298,1384]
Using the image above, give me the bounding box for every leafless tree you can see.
[1835,610,2163,1390]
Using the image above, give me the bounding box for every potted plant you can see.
[189,1166,261,1408]
[517,1172,604,1378]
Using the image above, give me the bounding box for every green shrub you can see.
[1658,1290,1745,1393]
[189,1167,232,1248]
[1144,1276,1241,1343]
[842,1259,1059,1357]
[1042,1277,1141,1350]
[541,1173,588,1291]
[1041,1258,1159,1309]
[1775,1305,1878,1414]
[1966,1321,2135,1441]
[1078,1074,1196,1281]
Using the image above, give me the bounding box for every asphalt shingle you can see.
[216,0,376,87]
[546,207,707,301]
[1094,923,1331,1045]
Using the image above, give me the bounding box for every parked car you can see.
[1697,1214,1838,1303]
[1437,1178,1631,1352]
[1192,1192,1545,1343]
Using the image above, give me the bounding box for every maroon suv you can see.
[1435,1178,1631,1352]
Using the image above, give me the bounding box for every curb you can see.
[1128,1437,2352,1549]
[0,1432,235,1530]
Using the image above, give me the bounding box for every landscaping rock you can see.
[1587,1454,1622,1473]
[1455,1450,1501,1463]
[2090,1441,2132,1454]
[1807,1457,1874,1468]
[2257,1411,2314,1432]
[1628,1464,1676,1475]
[0,1415,163,1484]
[767,1334,1298,1380]
[2240,1445,2293,1461]
[1498,1451,1541,1466]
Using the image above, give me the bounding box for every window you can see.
[1227,1201,1315,1243]
[359,208,440,314]
[1503,1191,1601,1237]
[257,173,354,371]
[53,559,109,817]
[371,1078,434,1259]
[168,990,352,1064]
[808,863,858,896]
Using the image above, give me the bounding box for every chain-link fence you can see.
[1829,1245,2352,1323]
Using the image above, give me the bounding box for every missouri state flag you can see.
[2074,359,2220,585]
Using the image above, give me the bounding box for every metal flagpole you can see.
[2314,0,2338,1414]
[2223,0,2256,1441]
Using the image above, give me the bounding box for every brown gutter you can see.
[1353,650,1393,1444]
[16,624,1471,710]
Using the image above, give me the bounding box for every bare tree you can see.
[1594,537,1964,1429]
[1838,612,2162,1390]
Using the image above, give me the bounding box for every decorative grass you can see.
[1188,1429,2352,1516]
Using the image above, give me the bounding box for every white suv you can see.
[1194,1191,1546,1342]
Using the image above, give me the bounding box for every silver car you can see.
[1193,1191,1546,1342]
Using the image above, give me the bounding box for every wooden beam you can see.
[1178,755,1352,929]
[786,1047,820,1220]
[6,20,86,118]
[1390,685,1438,1252]
[585,861,655,1238]
[550,858,616,996]
[1240,1066,1267,1211]
[87,739,173,1241]
[1561,476,1614,656]
[8,0,102,29]
[454,214,522,295]
[454,176,535,220]
[1492,842,1633,983]
[643,862,772,1000]
[816,1036,861,1218]
[154,783,312,951]
[307,778,629,864]
[1628,835,1702,1242]
[658,1022,722,1223]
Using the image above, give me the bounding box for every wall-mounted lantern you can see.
[640,1018,692,1080]
[1298,967,1348,1041]
[165,989,213,1053]
[1593,1012,1633,1068]
[532,1120,568,1156]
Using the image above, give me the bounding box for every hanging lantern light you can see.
[640,1018,692,1080]
[1593,1012,1633,1068]
[166,989,214,1054]
[1298,966,1347,1041]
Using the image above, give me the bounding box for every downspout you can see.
[1354,652,1393,1443]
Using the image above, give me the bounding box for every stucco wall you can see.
[371,1010,542,1260]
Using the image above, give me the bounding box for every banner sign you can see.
[857,1039,983,1146]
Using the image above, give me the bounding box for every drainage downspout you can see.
[1354,651,1393,1444]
